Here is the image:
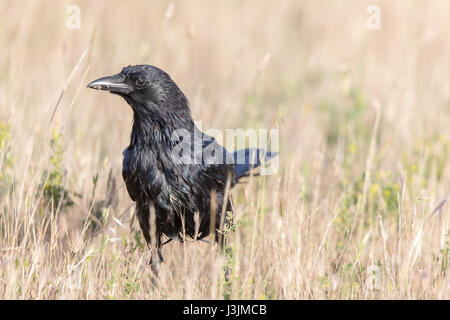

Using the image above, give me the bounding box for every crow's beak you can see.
[87,73,131,94]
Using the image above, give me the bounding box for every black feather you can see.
[87,65,278,271]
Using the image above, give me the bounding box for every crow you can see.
[87,65,277,274]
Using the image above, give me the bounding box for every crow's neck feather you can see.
[129,100,194,153]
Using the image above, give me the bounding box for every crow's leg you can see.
[149,234,163,276]
[136,202,163,277]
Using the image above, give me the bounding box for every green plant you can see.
[0,122,14,196]
[41,130,73,209]
[86,170,117,233]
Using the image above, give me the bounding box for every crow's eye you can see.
[135,78,146,87]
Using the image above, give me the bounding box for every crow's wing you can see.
[232,148,278,182]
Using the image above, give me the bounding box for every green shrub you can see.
[41,130,73,209]
[0,122,14,196]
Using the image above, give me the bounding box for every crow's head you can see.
[88,65,191,120]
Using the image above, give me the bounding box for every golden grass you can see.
[0,0,449,299]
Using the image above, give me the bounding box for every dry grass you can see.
[0,0,449,299]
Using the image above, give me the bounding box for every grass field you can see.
[0,0,449,299]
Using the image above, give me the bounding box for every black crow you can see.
[87,65,277,274]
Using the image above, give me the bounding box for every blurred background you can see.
[0,0,448,299]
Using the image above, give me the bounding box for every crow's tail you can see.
[232,148,278,185]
